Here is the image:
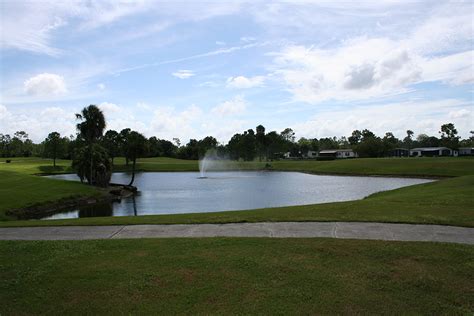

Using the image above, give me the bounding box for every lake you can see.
[42,171,432,220]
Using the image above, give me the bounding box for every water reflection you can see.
[78,202,113,218]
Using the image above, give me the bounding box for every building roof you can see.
[319,149,353,154]
[411,147,452,151]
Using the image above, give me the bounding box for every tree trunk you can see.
[90,145,93,185]
[128,158,136,186]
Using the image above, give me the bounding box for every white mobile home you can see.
[319,149,357,159]
[410,147,458,157]
[459,147,474,156]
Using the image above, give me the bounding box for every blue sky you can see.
[0,0,472,143]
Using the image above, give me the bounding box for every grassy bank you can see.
[1,238,472,314]
[0,170,102,221]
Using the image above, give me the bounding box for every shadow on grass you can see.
[38,165,66,173]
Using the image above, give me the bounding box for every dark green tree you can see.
[439,123,460,149]
[101,130,120,165]
[256,125,266,161]
[123,131,148,186]
[74,105,110,186]
[348,130,362,146]
[72,144,111,187]
[119,128,132,165]
[43,132,65,167]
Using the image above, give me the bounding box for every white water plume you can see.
[198,149,234,178]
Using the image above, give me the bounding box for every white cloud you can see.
[136,102,151,110]
[150,104,202,140]
[211,95,247,116]
[292,99,473,140]
[421,51,474,85]
[97,83,106,90]
[215,41,226,46]
[240,36,256,42]
[98,102,122,116]
[0,105,75,142]
[172,70,195,79]
[24,73,67,96]
[272,36,472,103]
[226,76,265,89]
[449,109,471,119]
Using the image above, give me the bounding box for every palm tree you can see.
[76,105,106,143]
[74,105,110,186]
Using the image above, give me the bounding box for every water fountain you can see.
[198,149,228,178]
[198,156,211,179]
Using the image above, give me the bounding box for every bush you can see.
[72,144,111,187]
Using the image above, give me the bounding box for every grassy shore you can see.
[0,157,473,226]
[0,170,102,221]
[1,238,473,314]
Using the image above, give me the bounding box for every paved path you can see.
[1,222,473,244]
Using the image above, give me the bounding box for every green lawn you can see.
[2,156,473,177]
[0,157,473,226]
[1,238,473,314]
[0,170,102,221]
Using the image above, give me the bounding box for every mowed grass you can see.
[0,170,102,221]
[3,174,473,227]
[2,156,473,177]
[1,238,473,314]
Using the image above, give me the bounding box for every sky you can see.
[0,0,473,143]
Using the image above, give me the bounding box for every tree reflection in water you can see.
[78,202,113,218]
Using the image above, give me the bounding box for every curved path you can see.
[0,222,473,244]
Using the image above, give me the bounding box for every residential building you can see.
[459,147,474,156]
[410,147,458,157]
[318,149,357,159]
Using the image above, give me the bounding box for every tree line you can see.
[1,105,473,171]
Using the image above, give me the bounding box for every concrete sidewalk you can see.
[1,222,473,244]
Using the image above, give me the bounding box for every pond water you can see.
[42,171,432,220]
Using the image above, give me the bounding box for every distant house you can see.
[302,150,318,159]
[389,148,410,157]
[459,147,474,156]
[283,152,301,159]
[410,147,458,157]
[319,149,357,159]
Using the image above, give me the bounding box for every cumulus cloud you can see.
[271,39,426,103]
[98,102,122,116]
[0,105,75,142]
[449,109,471,119]
[211,96,247,117]
[24,73,67,96]
[226,76,265,89]
[291,99,473,140]
[172,70,195,79]
[265,1,473,104]
[150,104,202,140]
